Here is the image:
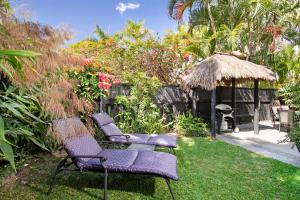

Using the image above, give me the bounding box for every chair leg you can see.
[103,168,108,200]
[171,148,176,155]
[47,156,68,195]
[47,165,62,195]
[164,178,176,200]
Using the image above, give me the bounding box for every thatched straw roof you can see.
[182,54,277,91]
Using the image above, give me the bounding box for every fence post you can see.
[99,96,103,112]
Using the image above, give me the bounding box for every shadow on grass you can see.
[26,170,156,199]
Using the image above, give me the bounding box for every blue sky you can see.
[10,0,182,44]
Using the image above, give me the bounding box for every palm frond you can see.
[94,24,108,40]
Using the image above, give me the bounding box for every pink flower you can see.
[98,82,111,90]
[98,72,109,82]
[112,78,121,84]
[98,72,114,91]
[183,53,192,62]
[81,56,95,66]
[115,44,121,49]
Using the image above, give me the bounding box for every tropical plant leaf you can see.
[0,102,25,119]
[0,115,5,141]
[0,50,41,57]
[0,61,13,79]
[4,55,25,79]
[0,140,16,172]
[18,106,44,123]
[9,93,32,104]
[29,137,48,151]
[0,116,16,172]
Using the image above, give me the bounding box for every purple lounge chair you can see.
[91,112,177,152]
[47,117,178,200]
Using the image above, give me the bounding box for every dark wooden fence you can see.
[101,84,276,124]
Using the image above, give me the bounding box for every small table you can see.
[127,144,155,151]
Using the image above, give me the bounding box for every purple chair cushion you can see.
[64,135,102,168]
[84,149,138,171]
[147,134,177,148]
[52,118,103,169]
[129,151,178,180]
[92,113,177,148]
[101,123,123,137]
[53,117,178,181]
[92,112,114,126]
[84,150,178,180]
[110,133,150,144]
[110,133,177,148]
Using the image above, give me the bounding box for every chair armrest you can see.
[96,140,126,144]
[95,140,128,150]
[108,134,130,140]
[68,155,107,168]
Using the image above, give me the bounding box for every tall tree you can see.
[94,24,108,40]
[169,0,217,34]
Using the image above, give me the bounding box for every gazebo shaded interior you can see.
[182,54,277,137]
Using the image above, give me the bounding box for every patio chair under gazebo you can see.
[181,53,277,137]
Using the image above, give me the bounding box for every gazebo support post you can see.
[254,79,260,134]
[192,99,198,117]
[211,89,216,138]
[231,78,236,130]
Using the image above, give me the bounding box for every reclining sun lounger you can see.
[47,117,178,200]
[91,112,177,151]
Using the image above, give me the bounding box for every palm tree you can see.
[94,24,109,41]
[168,0,217,34]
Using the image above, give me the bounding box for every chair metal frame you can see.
[91,113,177,154]
[105,134,176,155]
[47,141,176,200]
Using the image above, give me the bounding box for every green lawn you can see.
[1,137,300,200]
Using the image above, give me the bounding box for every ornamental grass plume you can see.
[0,12,93,120]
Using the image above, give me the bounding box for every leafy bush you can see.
[0,49,49,171]
[115,72,167,134]
[0,85,49,171]
[289,124,300,152]
[278,81,300,110]
[174,112,208,137]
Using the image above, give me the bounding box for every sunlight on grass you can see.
[293,174,300,182]
[250,152,261,158]
[181,137,195,146]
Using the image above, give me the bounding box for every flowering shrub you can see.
[66,21,187,84]
[278,81,300,110]
[69,58,120,102]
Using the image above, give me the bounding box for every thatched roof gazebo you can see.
[182,53,277,137]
